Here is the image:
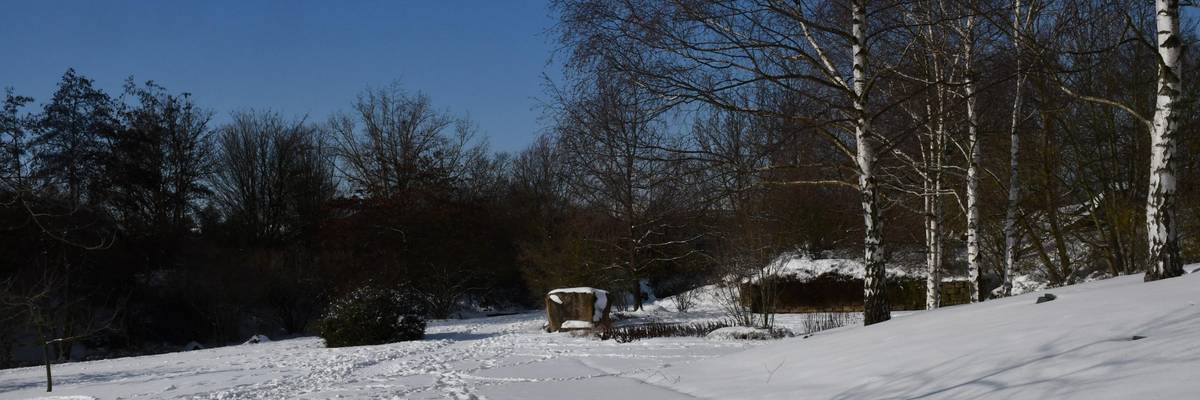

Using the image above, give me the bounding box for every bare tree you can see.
[330,84,482,198]
[212,110,336,245]
[957,4,984,303]
[1001,0,1037,297]
[551,70,700,311]
[1042,0,1187,281]
[553,0,924,325]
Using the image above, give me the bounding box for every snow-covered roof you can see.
[754,254,912,283]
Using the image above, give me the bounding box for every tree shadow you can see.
[829,306,1200,400]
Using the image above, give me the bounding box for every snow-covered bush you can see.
[317,285,426,348]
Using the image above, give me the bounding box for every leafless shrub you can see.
[597,320,733,343]
[801,312,854,335]
[672,287,698,313]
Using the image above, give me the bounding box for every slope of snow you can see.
[648,272,1200,399]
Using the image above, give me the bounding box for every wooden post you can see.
[43,342,53,392]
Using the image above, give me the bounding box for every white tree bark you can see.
[924,101,945,310]
[963,15,981,303]
[854,0,889,325]
[918,4,946,311]
[1145,0,1185,281]
[924,159,944,309]
[1001,0,1025,297]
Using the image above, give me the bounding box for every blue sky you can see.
[0,1,562,153]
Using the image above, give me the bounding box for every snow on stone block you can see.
[545,287,611,332]
[705,327,778,341]
[561,320,594,330]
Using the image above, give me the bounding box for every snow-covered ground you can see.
[2,272,1197,399]
[0,313,756,400]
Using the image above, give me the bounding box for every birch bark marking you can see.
[1146,0,1185,281]
[854,0,889,325]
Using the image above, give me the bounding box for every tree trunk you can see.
[1001,0,1024,297]
[925,180,938,310]
[963,16,981,302]
[853,0,889,326]
[632,279,643,311]
[1146,0,1185,281]
[43,343,52,392]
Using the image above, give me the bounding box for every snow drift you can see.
[651,272,1200,399]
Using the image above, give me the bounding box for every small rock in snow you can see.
[1036,293,1057,304]
[243,334,270,345]
[1131,335,1147,341]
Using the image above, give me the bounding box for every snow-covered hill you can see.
[654,272,1200,399]
[1,272,1196,399]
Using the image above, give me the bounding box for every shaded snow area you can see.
[3,273,1198,399]
[650,273,1200,399]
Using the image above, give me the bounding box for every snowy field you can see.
[2,272,1198,399]
[0,312,767,400]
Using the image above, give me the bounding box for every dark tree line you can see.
[0,73,536,366]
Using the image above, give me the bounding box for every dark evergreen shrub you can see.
[317,284,427,347]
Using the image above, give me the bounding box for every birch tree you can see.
[553,0,913,325]
[958,11,983,302]
[1001,0,1034,296]
[551,70,699,311]
[1144,0,1185,280]
[896,0,959,310]
[1051,0,1186,281]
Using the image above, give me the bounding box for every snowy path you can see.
[0,313,751,400]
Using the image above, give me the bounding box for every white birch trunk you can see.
[924,104,945,310]
[963,15,981,302]
[1146,0,1185,281]
[854,0,889,325]
[1001,0,1024,297]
